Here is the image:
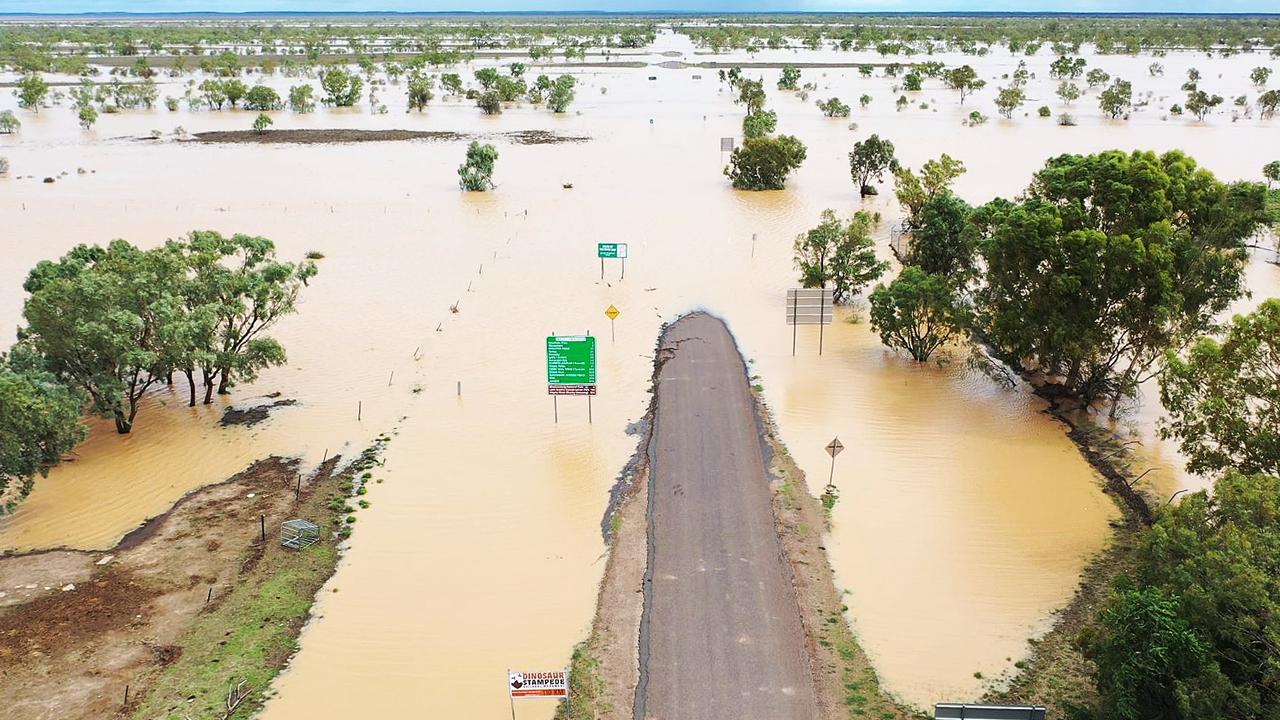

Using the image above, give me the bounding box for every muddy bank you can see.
[0,453,347,720]
[193,128,591,145]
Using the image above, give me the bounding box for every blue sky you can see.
[1,0,1275,14]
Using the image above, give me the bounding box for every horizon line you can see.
[4,9,1280,18]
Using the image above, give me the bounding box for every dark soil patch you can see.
[193,128,590,145]
[221,398,298,427]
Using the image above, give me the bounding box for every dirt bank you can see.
[193,128,591,145]
[0,452,350,720]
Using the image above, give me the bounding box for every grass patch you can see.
[127,442,387,719]
[554,641,609,720]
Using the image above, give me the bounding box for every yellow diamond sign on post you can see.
[605,304,620,342]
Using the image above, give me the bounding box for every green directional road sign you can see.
[597,243,628,259]
[546,335,597,385]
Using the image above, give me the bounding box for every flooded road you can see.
[1,30,1277,713]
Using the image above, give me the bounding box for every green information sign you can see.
[597,243,628,259]
[546,336,597,385]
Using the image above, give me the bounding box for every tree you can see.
[724,134,807,191]
[904,192,976,281]
[793,210,888,304]
[1056,80,1081,104]
[243,85,282,111]
[1159,300,1280,477]
[441,73,464,97]
[1083,584,1224,720]
[252,113,272,134]
[320,68,362,107]
[199,79,227,110]
[20,241,183,433]
[495,75,526,103]
[869,267,970,362]
[943,65,985,103]
[742,110,776,139]
[173,232,316,404]
[1261,89,1280,118]
[1086,68,1111,88]
[893,153,967,222]
[1049,55,1086,80]
[406,72,434,112]
[1185,89,1224,120]
[994,86,1024,118]
[476,90,502,115]
[0,347,87,512]
[848,134,897,197]
[473,67,500,91]
[1085,471,1280,719]
[1265,160,1280,188]
[903,72,923,91]
[778,65,800,91]
[288,84,315,113]
[1099,79,1133,119]
[547,75,575,113]
[0,109,19,134]
[222,79,248,108]
[77,105,98,130]
[458,141,498,191]
[1251,66,1272,87]
[16,73,49,112]
[736,78,766,115]
[974,150,1268,411]
[816,97,850,117]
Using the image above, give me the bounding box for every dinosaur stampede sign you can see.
[508,669,569,699]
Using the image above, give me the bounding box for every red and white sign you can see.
[508,669,569,699]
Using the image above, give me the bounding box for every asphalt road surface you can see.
[635,313,818,720]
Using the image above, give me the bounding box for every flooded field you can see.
[2,28,1277,714]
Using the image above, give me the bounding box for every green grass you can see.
[554,641,609,720]
[127,439,389,719]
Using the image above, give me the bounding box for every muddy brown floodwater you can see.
[1,28,1277,717]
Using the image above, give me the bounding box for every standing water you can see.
[1,29,1276,715]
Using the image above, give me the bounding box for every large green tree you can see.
[725,135,807,191]
[458,141,498,191]
[0,347,86,512]
[869,267,970,362]
[21,241,185,433]
[1088,471,1280,719]
[848,134,898,197]
[903,191,976,282]
[1160,299,1280,477]
[974,150,1267,412]
[177,232,315,404]
[793,209,888,303]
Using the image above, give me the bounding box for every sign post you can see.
[605,305,620,342]
[597,243,628,281]
[547,335,597,423]
[785,288,834,356]
[825,437,844,492]
[509,669,571,719]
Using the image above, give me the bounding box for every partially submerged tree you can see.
[904,192,976,282]
[869,267,970,362]
[406,72,434,112]
[320,68,362,107]
[1159,299,1280,477]
[974,150,1268,412]
[848,134,898,197]
[288,84,315,113]
[893,153,967,223]
[0,347,86,512]
[252,113,272,134]
[724,134,807,191]
[793,209,888,303]
[943,65,985,103]
[1099,78,1133,119]
[0,110,20,134]
[742,110,777,139]
[777,65,800,91]
[458,141,498,191]
[547,75,575,113]
[994,86,1025,118]
[15,73,48,112]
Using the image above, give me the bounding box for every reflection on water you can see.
[1,29,1276,714]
